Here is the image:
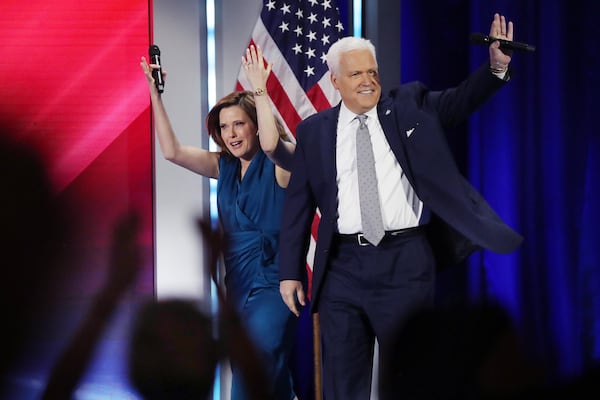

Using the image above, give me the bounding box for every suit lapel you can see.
[319,105,339,173]
[377,97,416,186]
[315,106,340,213]
[321,108,340,212]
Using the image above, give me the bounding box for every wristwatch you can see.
[254,87,266,96]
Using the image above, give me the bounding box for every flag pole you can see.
[313,312,322,400]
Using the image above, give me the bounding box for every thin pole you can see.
[313,312,322,400]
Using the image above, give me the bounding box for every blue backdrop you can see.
[400,0,600,384]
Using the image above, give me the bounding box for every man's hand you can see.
[488,13,513,72]
[280,280,305,317]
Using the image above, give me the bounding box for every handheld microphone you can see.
[469,33,536,53]
[149,45,165,93]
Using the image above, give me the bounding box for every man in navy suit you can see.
[279,13,523,400]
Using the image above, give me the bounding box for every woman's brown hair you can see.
[205,90,289,157]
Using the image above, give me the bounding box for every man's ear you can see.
[330,73,338,90]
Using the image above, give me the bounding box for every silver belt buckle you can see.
[357,233,370,246]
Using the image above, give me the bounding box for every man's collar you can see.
[339,102,378,127]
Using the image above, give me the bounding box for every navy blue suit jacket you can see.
[279,63,523,311]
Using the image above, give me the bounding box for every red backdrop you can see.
[0,0,154,397]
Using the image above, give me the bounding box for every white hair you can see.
[326,36,377,76]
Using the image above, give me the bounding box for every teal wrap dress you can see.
[217,149,297,400]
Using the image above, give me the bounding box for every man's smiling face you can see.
[331,49,381,114]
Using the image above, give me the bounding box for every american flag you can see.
[236,0,345,295]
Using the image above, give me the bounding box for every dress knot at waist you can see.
[224,230,280,265]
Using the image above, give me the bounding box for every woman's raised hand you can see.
[140,56,166,96]
[241,45,271,92]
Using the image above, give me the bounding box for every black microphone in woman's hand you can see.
[470,33,536,52]
[149,45,165,93]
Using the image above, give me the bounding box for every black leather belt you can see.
[336,226,426,246]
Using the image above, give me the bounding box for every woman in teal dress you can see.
[141,45,297,399]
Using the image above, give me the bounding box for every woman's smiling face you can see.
[219,105,259,161]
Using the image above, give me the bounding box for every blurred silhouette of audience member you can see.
[0,120,147,399]
[196,218,271,400]
[378,303,544,400]
[520,362,600,400]
[127,298,219,400]
[0,123,271,400]
[41,211,142,399]
[126,218,272,400]
[126,219,272,400]
[127,297,271,400]
[0,130,68,398]
[40,209,269,399]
